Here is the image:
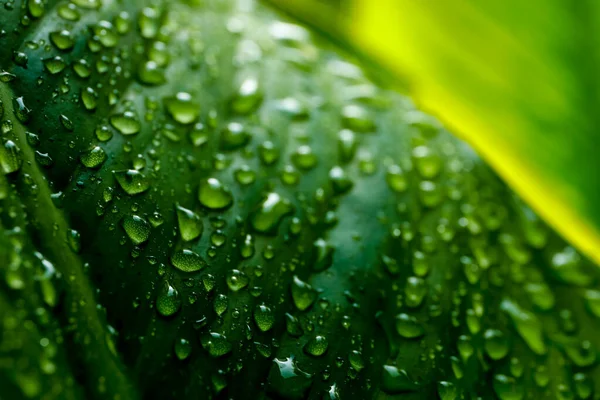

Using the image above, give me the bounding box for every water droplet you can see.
[114,170,150,195]
[58,2,80,20]
[285,313,304,337]
[201,332,232,357]
[174,338,191,360]
[110,111,141,135]
[259,141,280,165]
[304,335,328,357]
[80,146,106,168]
[251,192,293,234]
[12,52,29,68]
[337,129,357,163]
[122,215,151,245]
[484,329,509,360]
[395,313,424,339]
[404,276,427,308]
[171,249,206,272]
[269,356,312,399]
[386,164,408,192]
[312,238,334,272]
[500,298,546,355]
[291,145,317,170]
[43,56,66,74]
[164,92,199,124]
[49,30,75,51]
[156,280,181,317]
[214,294,228,316]
[220,122,251,150]
[71,0,101,9]
[226,269,249,292]
[138,7,160,39]
[137,61,165,85]
[60,114,74,131]
[412,146,442,179]
[198,178,233,210]
[254,304,275,332]
[234,165,256,185]
[381,365,419,394]
[492,374,524,400]
[80,87,98,111]
[73,59,91,78]
[175,204,203,241]
[291,275,317,311]
[27,0,45,18]
[328,166,353,194]
[93,20,118,47]
[341,104,375,132]
[349,350,364,371]
[240,234,255,259]
[0,140,22,174]
[13,97,31,123]
[66,229,81,253]
[275,97,309,119]
[564,340,596,367]
[231,77,263,114]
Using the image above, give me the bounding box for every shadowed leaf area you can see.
[0,1,599,399]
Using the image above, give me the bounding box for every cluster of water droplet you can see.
[0,0,599,399]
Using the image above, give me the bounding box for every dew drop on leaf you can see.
[171,249,206,272]
[201,332,232,358]
[251,192,293,234]
[156,280,181,317]
[175,204,203,241]
[174,338,192,361]
[198,178,233,210]
[164,92,199,125]
[110,111,141,135]
[226,269,249,292]
[304,335,328,357]
[291,275,317,311]
[122,215,151,245]
[254,304,275,332]
[80,146,106,168]
[113,170,150,195]
[49,30,75,51]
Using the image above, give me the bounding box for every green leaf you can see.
[1,1,600,399]
[267,0,600,267]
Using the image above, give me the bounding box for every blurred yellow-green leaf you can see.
[269,0,600,265]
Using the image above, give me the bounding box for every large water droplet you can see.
[156,281,181,317]
[254,304,275,332]
[80,146,106,168]
[164,92,199,124]
[175,204,203,241]
[291,275,317,311]
[110,111,141,135]
[198,178,233,210]
[395,313,424,339]
[171,249,206,272]
[201,332,232,357]
[226,269,249,292]
[122,215,151,245]
[114,170,150,195]
[251,193,293,234]
[304,335,328,357]
[0,140,22,174]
